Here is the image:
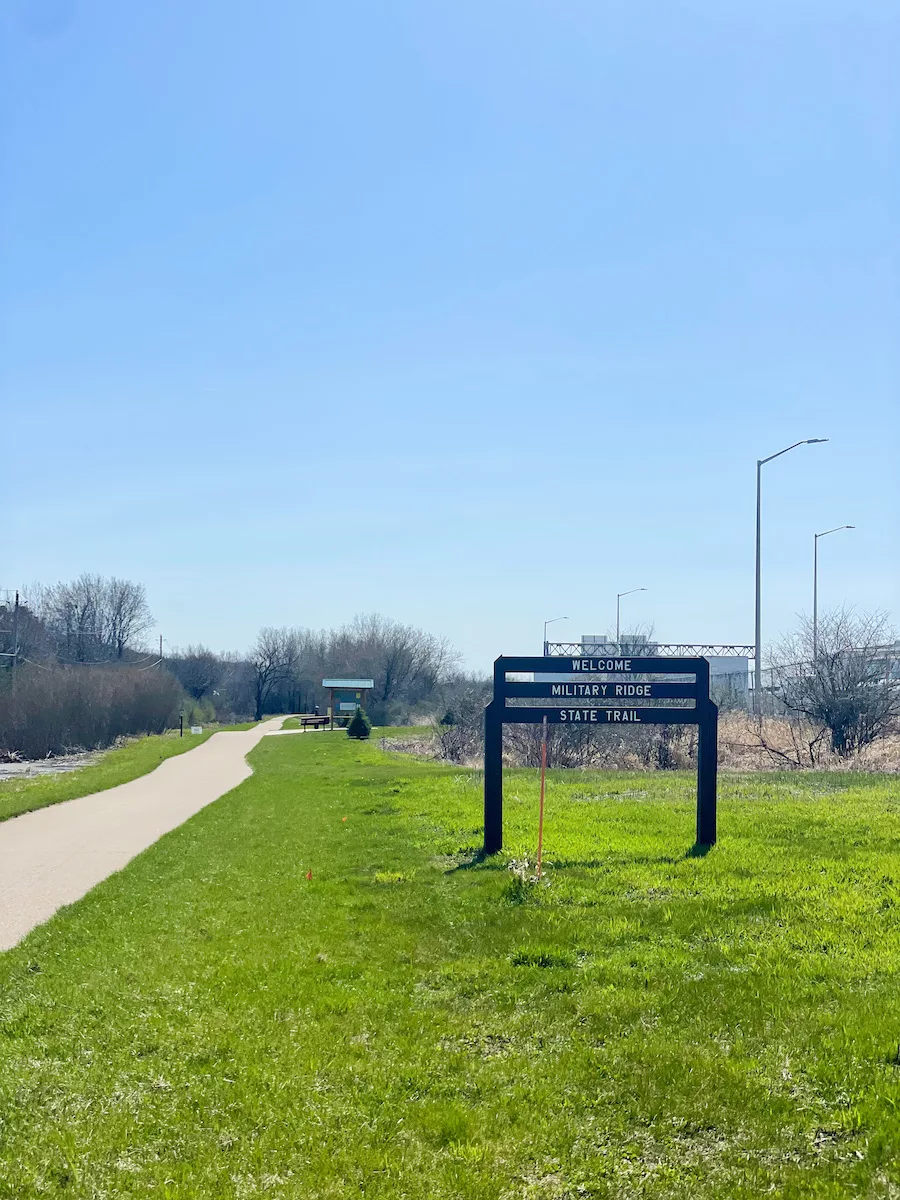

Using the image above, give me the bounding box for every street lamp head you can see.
[816,524,856,539]
[760,438,828,467]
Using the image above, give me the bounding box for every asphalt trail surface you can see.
[0,718,293,950]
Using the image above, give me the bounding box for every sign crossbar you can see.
[506,681,698,700]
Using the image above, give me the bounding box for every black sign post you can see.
[484,655,718,854]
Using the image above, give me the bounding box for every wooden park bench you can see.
[300,715,329,730]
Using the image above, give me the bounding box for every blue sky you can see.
[2,0,897,668]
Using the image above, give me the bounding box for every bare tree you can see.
[168,644,222,701]
[219,653,256,719]
[432,675,492,763]
[293,629,329,713]
[327,614,458,721]
[36,574,152,662]
[251,627,300,720]
[769,609,899,758]
[38,575,104,662]
[104,578,152,659]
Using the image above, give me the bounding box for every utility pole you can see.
[10,592,19,695]
[159,633,163,667]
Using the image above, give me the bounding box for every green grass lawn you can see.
[1,734,899,1197]
[0,722,258,824]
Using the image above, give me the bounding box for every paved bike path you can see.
[0,717,289,951]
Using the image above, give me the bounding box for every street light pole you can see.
[543,615,568,655]
[754,438,828,712]
[813,525,854,660]
[616,588,647,644]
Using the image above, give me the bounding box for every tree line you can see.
[168,613,461,724]
[1,576,153,667]
[0,575,466,755]
[0,577,172,758]
[2,574,896,765]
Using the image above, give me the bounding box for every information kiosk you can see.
[322,678,374,730]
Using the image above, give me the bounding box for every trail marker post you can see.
[536,715,548,880]
[484,655,718,854]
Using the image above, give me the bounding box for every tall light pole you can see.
[813,525,854,660]
[616,588,646,644]
[754,438,828,710]
[543,615,568,655]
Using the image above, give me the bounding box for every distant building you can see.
[876,641,900,683]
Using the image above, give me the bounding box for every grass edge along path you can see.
[0,721,260,824]
[1,733,900,1196]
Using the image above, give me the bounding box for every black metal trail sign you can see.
[484,655,718,853]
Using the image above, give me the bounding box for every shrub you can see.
[770,610,899,757]
[0,664,183,758]
[184,697,216,726]
[346,707,372,740]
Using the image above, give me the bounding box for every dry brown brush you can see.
[0,665,183,759]
[392,707,900,773]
